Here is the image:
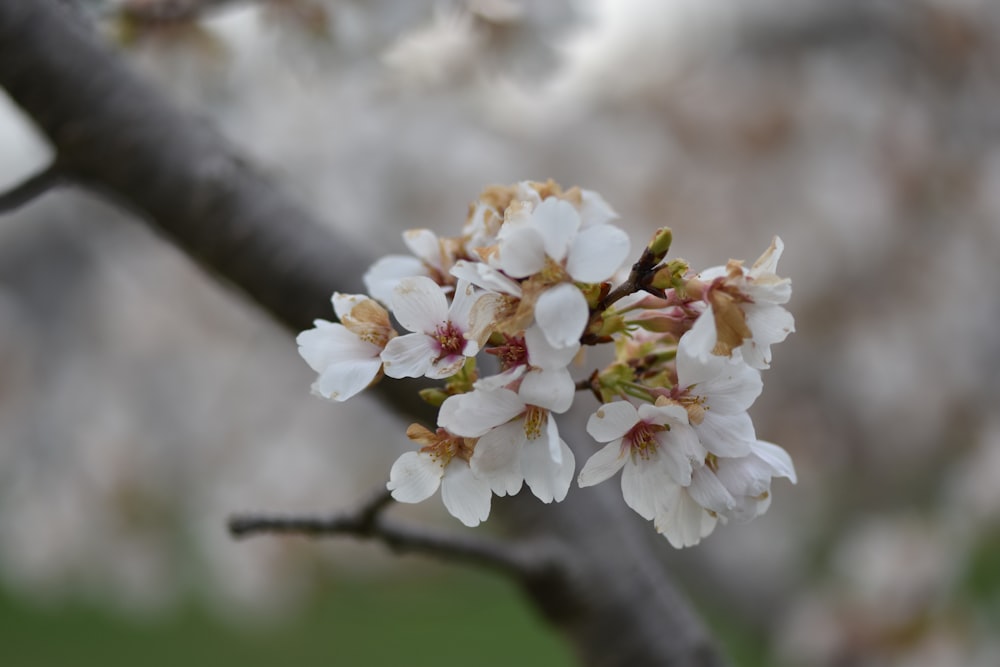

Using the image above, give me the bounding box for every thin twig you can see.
[598,246,660,313]
[229,486,392,538]
[0,162,63,214]
[229,489,561,580]
[575,371,605,405]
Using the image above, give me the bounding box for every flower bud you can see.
[647,227,673,263]
[595,312,627,337]
[419,388,450,407]
[649,258,690,293]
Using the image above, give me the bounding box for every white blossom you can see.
[363,229,460,304]
[674,333,762,457]
[380,277,490,379]
[651,480,720,549]
[578,400,707,536]
[387,425,492,527]
[439,388,575,503]
[476,325,579,413]
[300,181,796,547]
[710,439,797,522]
[296,293,395,401]
[363,254,431,306]
[685,236,795,369]
[493,197,630,348]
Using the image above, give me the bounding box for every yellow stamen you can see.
[523,406,547,441]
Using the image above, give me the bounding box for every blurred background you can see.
[2,0,1000,665]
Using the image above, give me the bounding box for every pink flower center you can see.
[418,428,475,463]
[626,421,665,460]
[433,321,466,360]
[486,335,528,371]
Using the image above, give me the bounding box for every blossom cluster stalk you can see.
[298,180,796,546]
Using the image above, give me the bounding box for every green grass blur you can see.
[0,571,574,667]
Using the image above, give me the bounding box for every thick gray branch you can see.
[0,2,727,665]
[0,0,365,335]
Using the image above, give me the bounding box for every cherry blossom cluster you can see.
[297,180,796,547]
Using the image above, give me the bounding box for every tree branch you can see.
[0,0,432,421]
[0,3,729,665]
[0,0,363,334]
[229,493,562,582]
[0,162,64,214]
[230,486,394,539]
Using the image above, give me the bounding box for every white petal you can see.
[387,451,443,503]
[738,338,769,371]
[689,360,762,415]
[654,424,703,486]
[427,354,468,380]
[636,403,690,427]
[747,277,792,306]
[524,324,579,370]
[297,321,377,371]
[440,459,492,527]
[694,412,755,457]
[390,276,450,333]
[676,334,728,386]
[438,388,525,437]
[747,301,795,338]
[714,456,771,498]
[740,304,795,369]
[621,459,665,521]
[577,440,628,487]
[653,485,708,549]
[697,265,729,282]
[521,436,575,503]
[467,291,504,347]
[749,236,784,277]
[381,334,435,379]
[544,411,563,464]
[677,332,763,407]
[447,280,479,330]
[363,256,429,305]
[530,198,580,262]
[750,440,797,483]
[315,358,382,401]
[465,200,499,234]
[502,197,534,230]
[535,283,589,349]
[679,308,717,363]
[450,260,522,297]
[519,367,575,414]
[331,293,370,321]
[498,225,546,278]
[727,495,770,523]
[297,322,383,401]
[688,467,736,514]
[403,228,444,270]
[579,189,618,227]
[470,420,525,496]
[586,401,640,443]
[474,367,525,392]
[566,225,631,283]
